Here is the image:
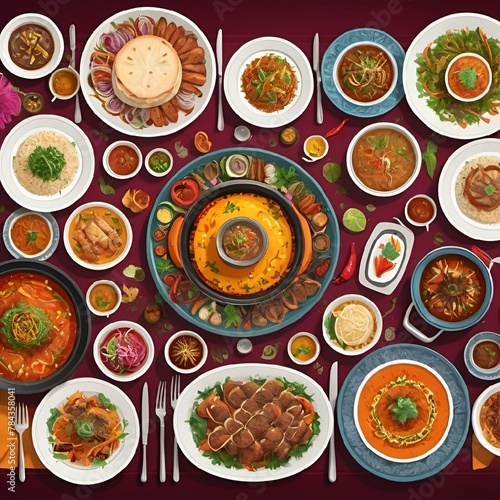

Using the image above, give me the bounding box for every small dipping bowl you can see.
[234,125,252,142]
[145,148,173,177]
[49,66,80,101]
[165,330,208,374]
[86,279,122,317]
[405,194,437,231]
[287,332,320,366]
[22,92,44,114]
[303,135,329,161]
[237,338,253,355]
[216,217,269,268]
[7,210,54,259]
[445,52,492,102]
[103,140,143,180]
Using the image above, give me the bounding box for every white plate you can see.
[358,221,415,295]
[0,13,64,79]
[438,138,500,241]
[471,381,500,456]
[354,359,453,463]
[0,115,94,212]
[3,208,59,260]
[80,7,216,137]
[224,37,313,128]
[32,377,139,484]
[63,201,133,270]
[403,13,500,140]
[173,363,333,481]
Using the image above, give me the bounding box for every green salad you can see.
[415,27,500,127]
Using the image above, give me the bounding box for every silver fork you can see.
[15,403,29,482]
[155,381,167,483]
[170,375,181,482]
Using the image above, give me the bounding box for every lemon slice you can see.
[334,303,375,346]
[342,208,367,233]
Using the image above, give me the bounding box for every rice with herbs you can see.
[13,130,79,196]
[455,155,500,225]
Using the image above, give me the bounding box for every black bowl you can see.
[0,259,91,394]
[179,180,304,306]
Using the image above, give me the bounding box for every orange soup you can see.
[357,362,450,460]
[447,54,490,100]
[0,272,77,382]
[351,128,417,191]
[67,205,128,265]
[10,213,51,256]
[108,144,140,176]
[88,283,119,313]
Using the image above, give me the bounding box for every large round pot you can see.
[0,259,91,394]
[179,180,304,306]
[404,246,493,343]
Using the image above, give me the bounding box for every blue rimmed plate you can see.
[3,208,60,261]
[464,331,500,380]
[337,344,470,482]
[321,28,405,117]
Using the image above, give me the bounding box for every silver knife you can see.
[216,29,224,131]
[328,361,338,483]
[140,382,149,483]
[69,24,82,123]
[313,33,323,125]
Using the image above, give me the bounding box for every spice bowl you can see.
[164,330,208,374]
[145,147,173,177]
[86,279,122,317]
[287,332,320,365]
[102,140,142,179]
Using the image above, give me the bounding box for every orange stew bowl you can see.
[0,259,91,394]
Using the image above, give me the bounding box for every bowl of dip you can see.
[287,332,320,365]
[145,148,173,177]
[303,135,329,161]
[103,140,142,179]
[405,194,437,230]
[49,66,80,101]
[86,280,121,317]
[445,52,492,102]
[164,330,208,374]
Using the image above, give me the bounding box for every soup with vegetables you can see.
[337,44,395,103]
[0,271,77,382]
[10,213,51,256]
[351,128,417,192]
[419,254,486,322]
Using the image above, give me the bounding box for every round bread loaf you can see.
[112,35,182,108]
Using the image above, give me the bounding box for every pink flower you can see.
[0,74,22,130]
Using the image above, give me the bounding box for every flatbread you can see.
[112,35,181,108]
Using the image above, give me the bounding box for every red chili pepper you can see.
[471,245,492,268]
[169,274,200,304]
[324,118,349,138]
[333,241,356,284]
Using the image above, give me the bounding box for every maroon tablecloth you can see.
[1,0,500,498]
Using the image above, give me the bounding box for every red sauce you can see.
[472,340,500,369]
[0,272,77,382]
[108,145,140,176]
[447,55,490,100]
[407,197,435,224]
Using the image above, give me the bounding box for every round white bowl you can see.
[333,41,398,107]
[346,122,422,197]
[7,211,54,259]
[49,66,80,101]
[102,140,142,180]
[404,194,438,229]
[0,13,64,79]
[445,52,492,102]
[303,135,329,161]
[144,147,173,177]
[93,321,154,382]
[164,330,208,374]
[472,381,500,456]
[63,201,133,270]
[322,293,382,356]
[287,332,321,366]
[86,279,122,317]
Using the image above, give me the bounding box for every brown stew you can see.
[8,23,55,70]
[419,254,486,322]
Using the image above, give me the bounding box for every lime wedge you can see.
[342,208,367,233]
